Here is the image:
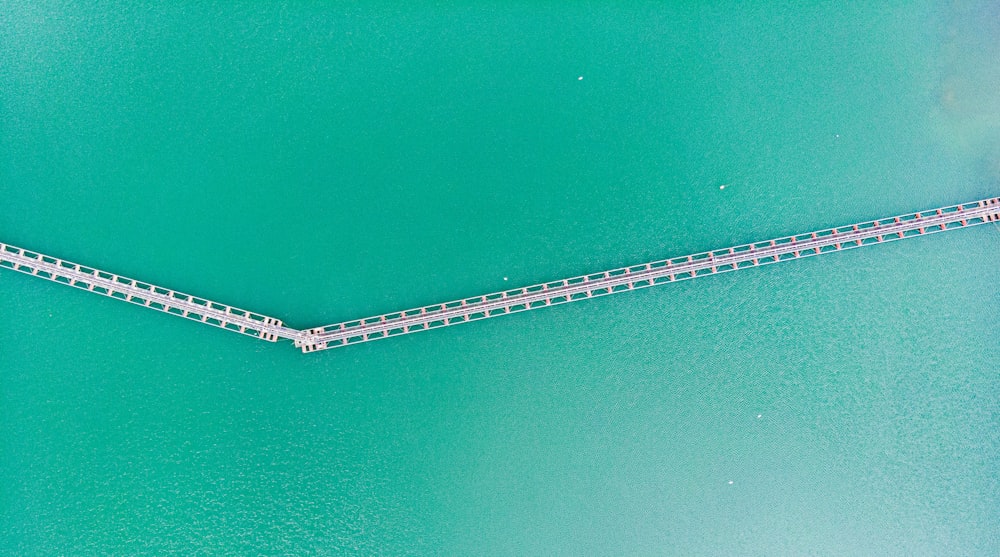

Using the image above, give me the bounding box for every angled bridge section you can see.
[0,245,307,344]
[297,196,1000,351]
[2,197,998,353]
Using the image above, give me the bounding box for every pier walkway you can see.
[0,245,308,344]
[299,197,1000,351]
[2,197,998,353]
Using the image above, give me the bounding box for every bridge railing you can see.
[299,197,998,350]
[0,243,293,342]
[3,196,997,353]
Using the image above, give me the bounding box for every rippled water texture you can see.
[2,2,998,554]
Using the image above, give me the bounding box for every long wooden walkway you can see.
[2,197,998,352]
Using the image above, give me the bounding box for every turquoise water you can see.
[2,2,999,554]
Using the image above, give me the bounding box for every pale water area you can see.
[2,2,999,555]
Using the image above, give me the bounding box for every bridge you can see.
[2,197,998,353]
[0,246,308,344]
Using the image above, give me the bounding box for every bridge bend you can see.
[2,197,998,353]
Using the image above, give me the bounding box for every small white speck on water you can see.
[578,76,583,80]
[719,184,727,190]
[503,277,508,281]
[728,480,734,485]
[757,414,762,419]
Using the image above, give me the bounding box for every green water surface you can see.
[2,2,999,555]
